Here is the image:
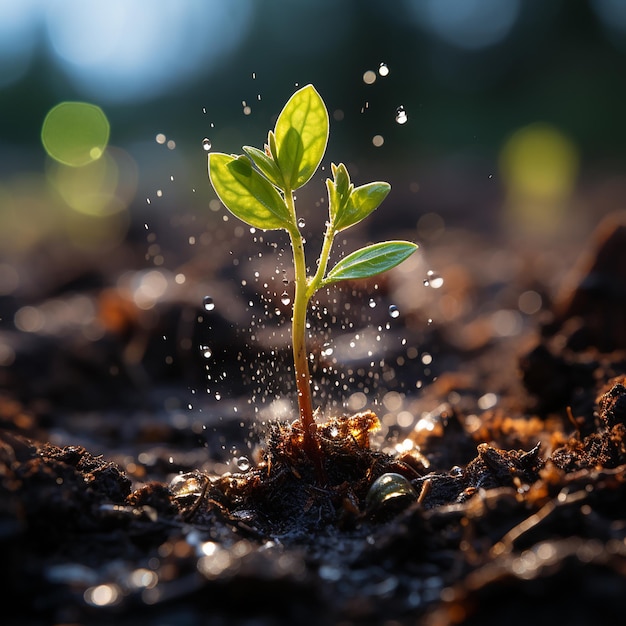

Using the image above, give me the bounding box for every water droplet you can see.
[203,296,215,311]
[368,299,376,309]
[378,62,390,77]
[395,106,408,125]
[202,138,212,151]
[297,217,306,228]
[235,456,250,472]
[388,305,400,318]
[365,473,417,516]
[280,291,291,306]
[363,70,377,85]
[169,471,207,498]
[200,346,212,359]
[424,270,444,289]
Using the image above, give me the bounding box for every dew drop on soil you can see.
[395,106,408,125]
[235,456,250,472]
[169,472,206,498]
[388,305,400,318]
[202,138,212,151]
[280,291,291,306]
[378,62,390,77]
[203,296,215,311]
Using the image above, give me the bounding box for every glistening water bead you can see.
[395,107,408,125]
[389,305,400,318]
[423,270,444,289]
[203,296,215,311]
[235,456,250,471]
[202,138,212,151]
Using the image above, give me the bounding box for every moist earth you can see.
[2,216,626,625]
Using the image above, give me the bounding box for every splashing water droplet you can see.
[235,456,250,472]
[297,217,306,228]
[389,305,400,318]
[202,138,212,151]
[424,270,444,289]
[395,106,408,125]
[203,296,215,311]
[280,291,291,306]
[378,62,390,77]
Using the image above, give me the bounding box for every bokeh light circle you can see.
[41,102,110,167]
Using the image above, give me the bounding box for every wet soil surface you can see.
[2,215,626,625]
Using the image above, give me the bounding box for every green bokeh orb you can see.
[42,102,110,167]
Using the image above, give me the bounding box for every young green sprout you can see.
[208,84,417,473]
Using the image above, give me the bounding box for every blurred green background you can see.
[1,0,626,289]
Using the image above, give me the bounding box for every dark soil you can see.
[2,215,626,625]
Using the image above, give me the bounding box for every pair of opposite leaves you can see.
[208,84,416,288]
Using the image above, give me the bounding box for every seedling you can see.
[208,84,417,474]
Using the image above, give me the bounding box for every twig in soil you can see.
[490,489,586,557]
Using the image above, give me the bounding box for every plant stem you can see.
[309,221,336,297]
[285,192,325,480]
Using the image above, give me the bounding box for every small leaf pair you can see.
[209,84,329,233]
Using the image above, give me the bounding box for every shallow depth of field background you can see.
[1,0,626,393]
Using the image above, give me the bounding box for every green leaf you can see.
[274,84,329,190]
[323,241,418,286]
[208,153,293,230]
[243,146,283,188]
[267,130,279,163]
[334,181,390,232]
[327,162,352,223]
